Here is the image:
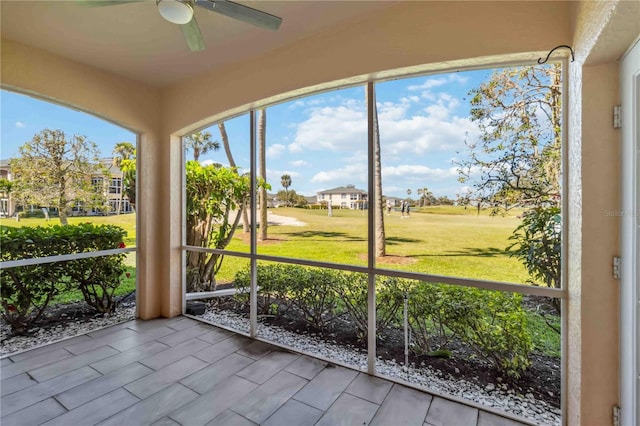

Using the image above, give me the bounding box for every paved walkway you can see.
[1,317,528,426]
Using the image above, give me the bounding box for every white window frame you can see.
[620,38,639,426]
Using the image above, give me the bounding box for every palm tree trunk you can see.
[219,122,250,233]
[258,109,268,241]
[117,178,124,215]
[369,86,386,257]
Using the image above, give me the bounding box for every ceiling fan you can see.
[79,0,283,52]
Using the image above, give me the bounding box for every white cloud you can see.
[15,121,26,128]
[289,103,367,153]
[408,74,469,101]
[382,165,458,182]
[289,160,309,167]
[407,74,468,92]
[267,143,286,158]
[310,163,367,184]
[287,92,479,159]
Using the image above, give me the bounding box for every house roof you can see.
[317,185,367,195]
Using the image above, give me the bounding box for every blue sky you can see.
[1,68,493,199]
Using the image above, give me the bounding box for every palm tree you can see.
[112,142,135,215]
[417,187,433,206]
[281,174,292,206]
[258,109,268,241]
[406,188,412,199]
[368,84,385,257]
[185,131,219,161]
[218,122,250,233]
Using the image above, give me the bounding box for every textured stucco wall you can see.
[568,0,637,424]
[580,62,620,425]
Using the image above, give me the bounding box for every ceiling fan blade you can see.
[75,0,145,7]
[194,0,282,31]
[181,16,206,51]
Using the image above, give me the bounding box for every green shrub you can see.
[234,263,291,315]
[334,274,406,340]
[443,287,532,377]
[235,264,341,330]
[0,224,128,334]
[508,206,561,314]
[62,223,127,313]
[407,283,466,355]
[233,263,532,377]
[407,283,532,377]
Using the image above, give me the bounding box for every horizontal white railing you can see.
[0,247,137,269]
[183,245,565,299]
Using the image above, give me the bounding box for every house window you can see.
[109,178,121,194]
[92,177,103,191]
[350,193,358,200]
[342,193,346,199]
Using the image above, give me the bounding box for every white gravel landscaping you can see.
[0,306,136,356]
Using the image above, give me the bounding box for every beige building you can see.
[317,185,368,209]
[1,1,639,424]
[0,157,132,216]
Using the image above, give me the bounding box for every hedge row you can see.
[234,264,532,377]
[0,223,128,334]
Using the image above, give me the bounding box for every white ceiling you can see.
[1,0,396,87]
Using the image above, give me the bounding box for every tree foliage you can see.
[185,131,220,161]
[185,161,252,292]
[119,152,136,212]
[276,189,307,207]
[455,65,561,212]
[280,174,292,206]
[508,206,561,316]
[10,129,102,225]
[112,142,135,214]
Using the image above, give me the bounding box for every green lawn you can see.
[1,207,532,284]
[220,206,532,285]
[2,208,561,356]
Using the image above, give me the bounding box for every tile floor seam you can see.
[228,406,258,424]
[50,394,71,415]
[120,385,144,403]
[319,390,379,424]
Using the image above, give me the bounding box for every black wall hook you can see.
[538,45,575,64]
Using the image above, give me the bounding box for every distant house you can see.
[384,196,403,208]
[0,159,14,217]
[317,184,368,209]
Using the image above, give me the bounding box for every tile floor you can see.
[0,317,529,426]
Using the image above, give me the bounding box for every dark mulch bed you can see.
[1,291,136,338]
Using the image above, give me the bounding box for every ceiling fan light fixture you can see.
[157,0,193,25]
